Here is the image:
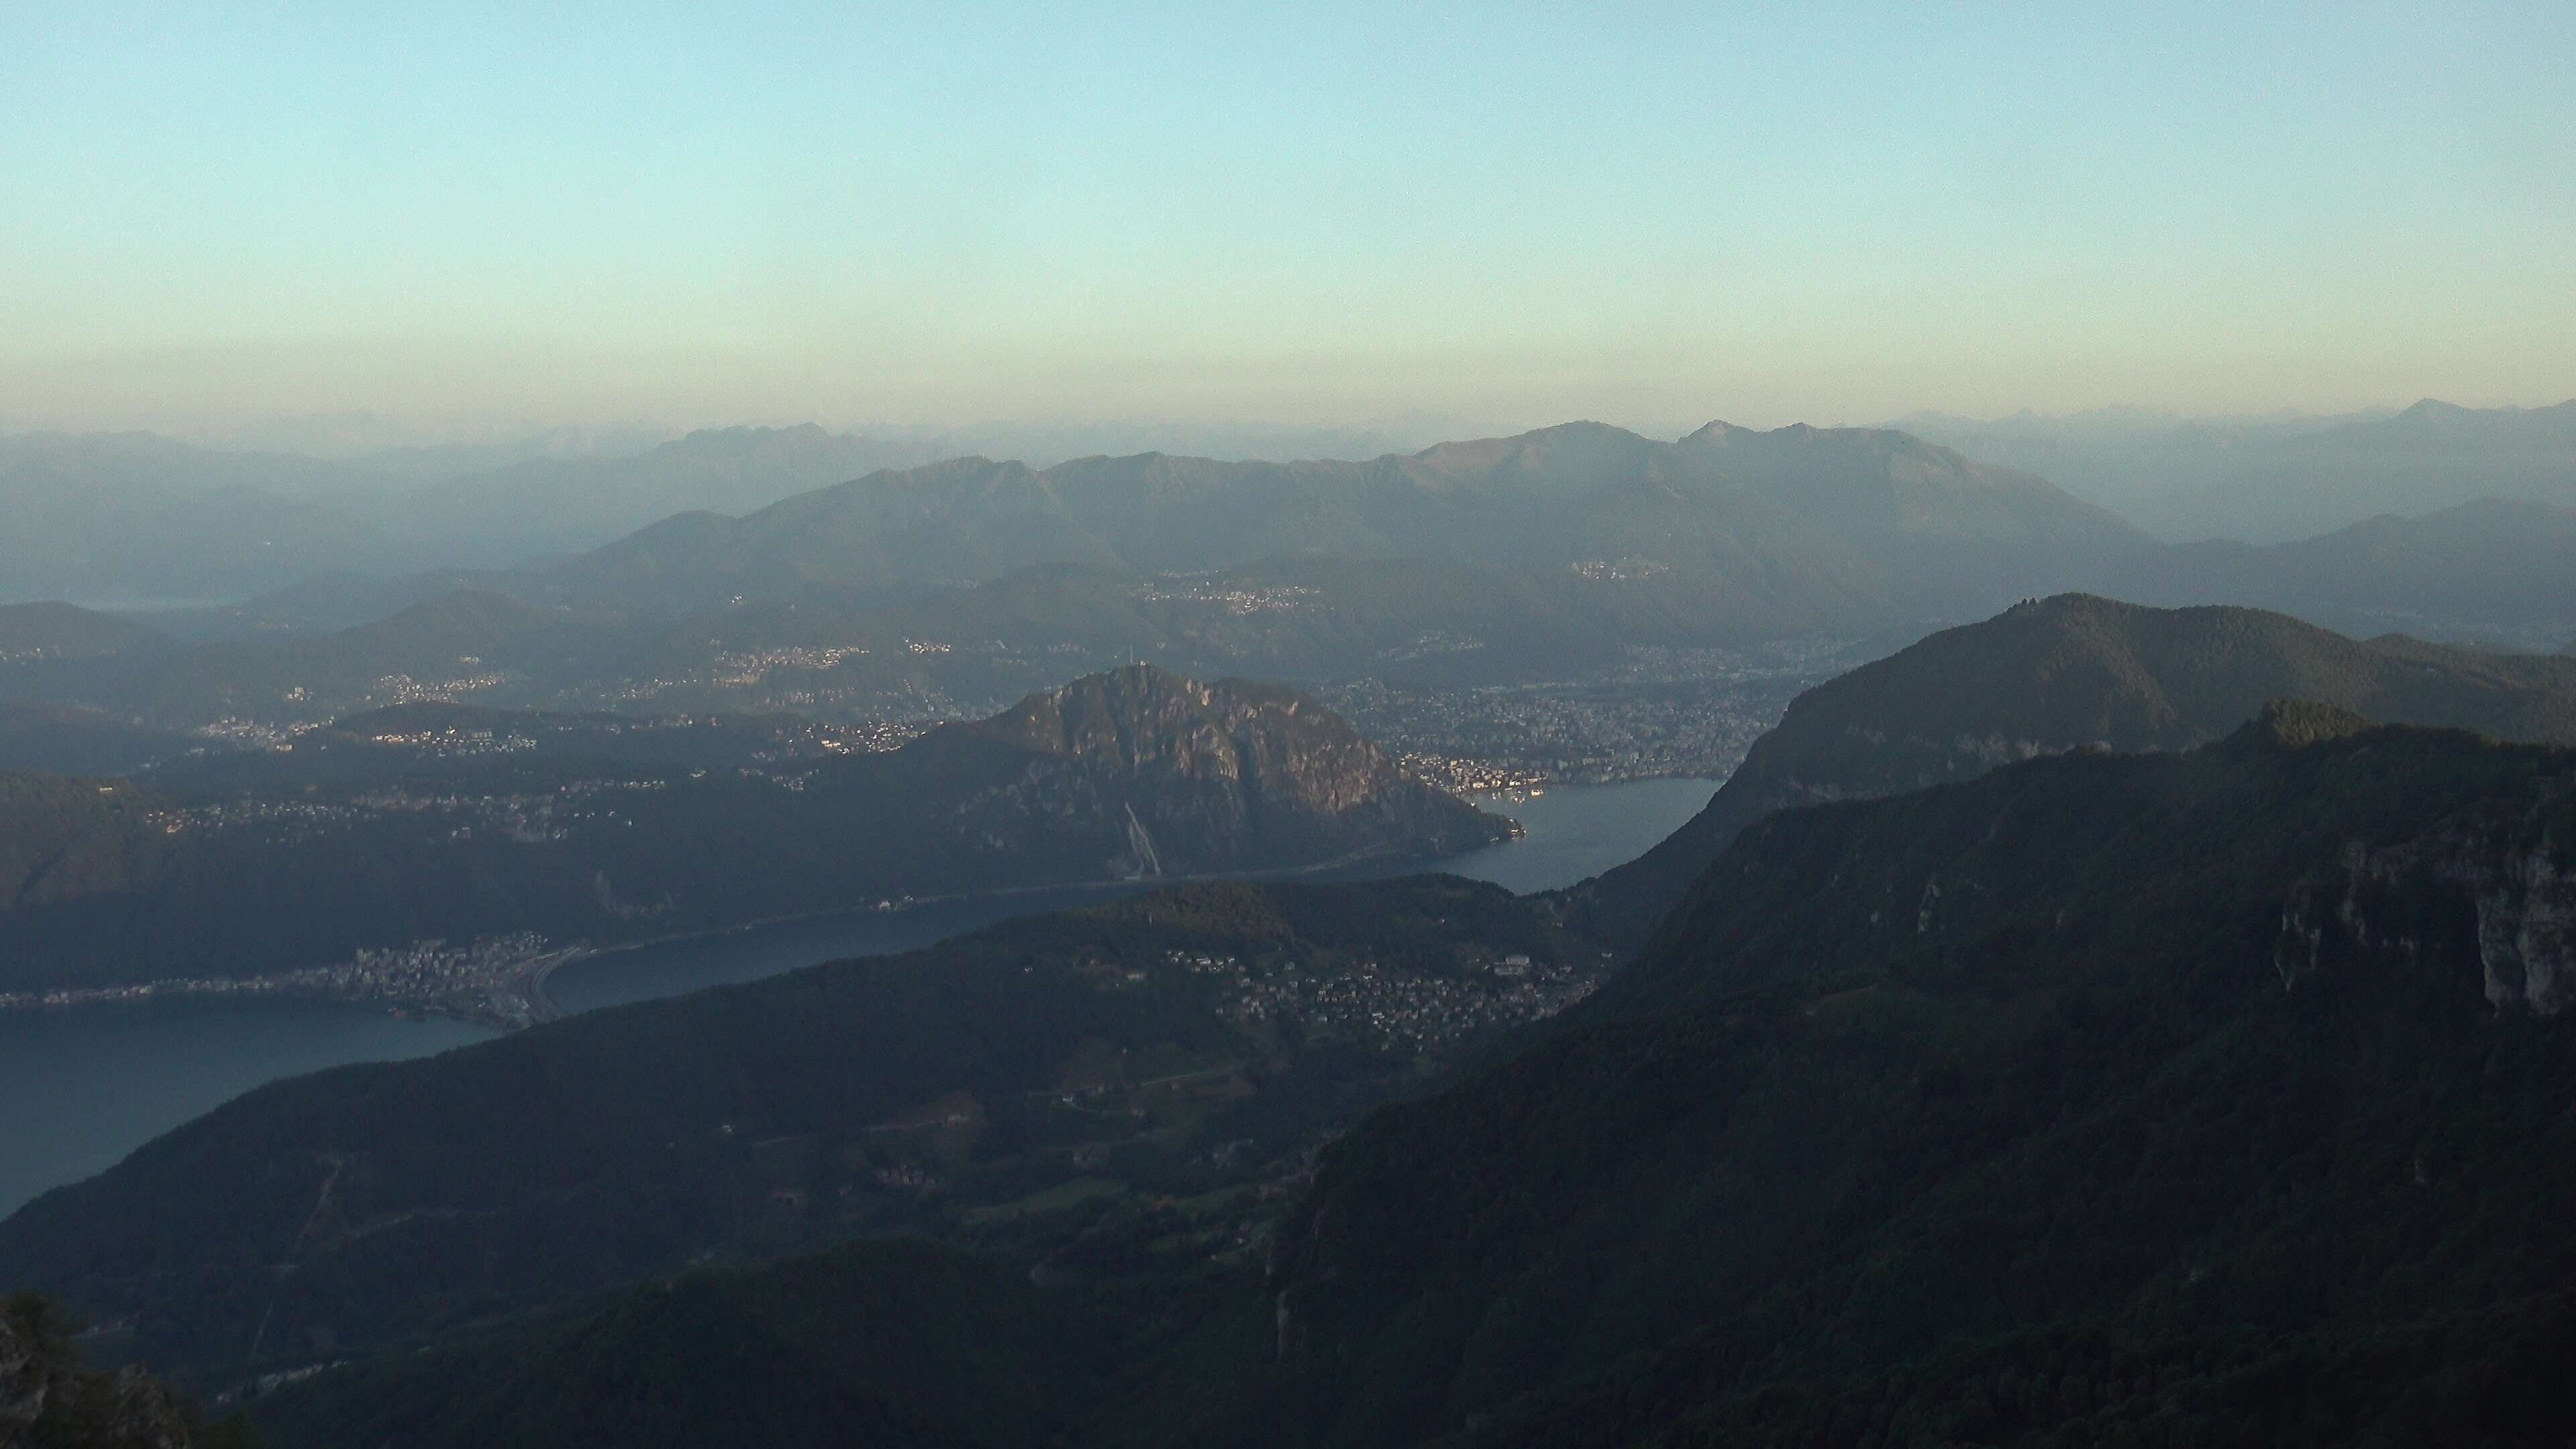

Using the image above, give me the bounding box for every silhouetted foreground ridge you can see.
[1265,706,2576,1445]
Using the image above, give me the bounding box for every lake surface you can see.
[0,1002,495,1218]
[551,776,1715,1014]
[0,777,1712,1216]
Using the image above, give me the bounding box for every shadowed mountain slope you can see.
[0,602,164,662]
[0,702,205,777]
[249,1240,1110,1449]
[204,714,2576,1448]
[1257,711,2576,1446]
[0,874,1580,1372]
[1575,594,2576,944]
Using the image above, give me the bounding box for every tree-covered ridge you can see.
[244,1241,1108,1449]
[0,875,1595,1374]
[1256,715,2576,1445]
[0,604,163,665]
[1576,593,2576,944]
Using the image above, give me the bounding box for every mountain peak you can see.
[1572,595,2576,945]
[961,663,1263,765]
[2396,397,2470,421]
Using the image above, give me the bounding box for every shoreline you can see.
[0,837,1513,1028]
[1,778,1719,1026]
[556,830,1518,974]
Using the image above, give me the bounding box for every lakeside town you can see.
[0,932,583,1030]
[1326,645,1837,788]
[1179,944,1615,1056]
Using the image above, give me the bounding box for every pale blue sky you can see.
[3,1,2569,433]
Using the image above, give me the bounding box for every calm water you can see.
[0,778,1712,1216]
[0,1001,495,1218]
[1429,776,1715,894]
[551,775,1716,1012]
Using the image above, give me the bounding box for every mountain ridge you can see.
[1573,594,2576,943]
[555,420,2148,630]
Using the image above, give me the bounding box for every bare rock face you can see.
[0,1300,193,1449]
[936,664,1512,877]
[0,1314,46,1444]
[2276,833,2576,1014]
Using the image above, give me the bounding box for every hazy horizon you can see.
[8,4,2571,435]
[11,394,2570,464]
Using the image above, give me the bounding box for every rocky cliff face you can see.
[1,1299,195,1449]
[929,664,1511,877]
[2277,834,2576,1014]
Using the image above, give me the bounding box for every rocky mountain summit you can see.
[928,663,1506,876]
[1,1293,230,1448]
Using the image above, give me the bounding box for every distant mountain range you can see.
[340,413,2576,651]
[376,424,965,566]
[0,433,398,602]
[2151,398,2576,542]
[1575,594,2576,942]
[557,421,2145,627]
[0,417,2148,619]
[0,418,1481,603]
[0,665,1505,994]
[1913,398,2576,543]
[11,411,2574,717]
[2116,496,2576,646]
[0,426,979,599]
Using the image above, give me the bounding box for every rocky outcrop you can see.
[0,1299,195,1449]
[0,1314,44,1444]
[2277,834,2576,1014]
[932,664,1513,876]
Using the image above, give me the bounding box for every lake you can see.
[0,1001,493,1220]
[0,777,1712,1216]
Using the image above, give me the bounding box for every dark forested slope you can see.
[247,1240,1112,1449]
[0,875,1587,1371]
[1261,707,2576,1446]
[225,708,2576,1448]
[1577,594,2576,943]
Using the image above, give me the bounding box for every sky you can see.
[3,1,2571,436]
